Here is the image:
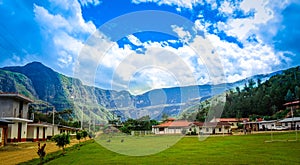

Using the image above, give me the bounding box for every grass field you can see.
[32,132,300,164]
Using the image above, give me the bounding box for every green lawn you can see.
[44,132,299,165]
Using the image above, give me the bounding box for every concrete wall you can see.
[0,98,14,117]
[0,98,29,119]
[281,121,300,129]
[7,122,28,142]
[45,125,60,137]
[200,127,230,134]
[27,126,48,141]
[152,127,188,134]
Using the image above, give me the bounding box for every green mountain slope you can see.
[0,69,37,99]
[1,62,113,122]
[182,66,300,121]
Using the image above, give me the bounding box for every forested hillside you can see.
[222,66,300,119]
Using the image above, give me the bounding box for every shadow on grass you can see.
[18,140,95,165]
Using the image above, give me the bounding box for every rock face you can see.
[0,62,279,121]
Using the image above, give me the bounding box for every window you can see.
[285,123,288,126]
[206,128,209,132]
[219,128,222,132]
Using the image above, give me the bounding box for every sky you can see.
[0,0,300,95]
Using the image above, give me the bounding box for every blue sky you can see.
[0,0,299,94]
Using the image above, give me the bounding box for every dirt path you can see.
[0,139,85,165]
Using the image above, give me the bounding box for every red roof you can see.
[283,100,300,106]
[193,122,231,128]
[153,120,192,128]
[217,118,249,122]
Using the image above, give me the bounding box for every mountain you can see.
[0,62,281,121]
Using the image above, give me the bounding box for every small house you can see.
[194,122,231,135]
[210,118,248,130]
[279,117,300,130]
[152,118,193,135]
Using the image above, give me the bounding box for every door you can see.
[43,127,46,140]
[36,127,39,141]
[18,123,22,142]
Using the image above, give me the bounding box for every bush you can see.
[52,133,70,154]
[37,142,46,164]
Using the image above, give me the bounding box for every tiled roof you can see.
[194,122,231,128]
[218,118,249,122]
[153,120,192,128]
[283,100,300,106]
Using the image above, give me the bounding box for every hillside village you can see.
[1,66,300,146]
[1,91,300,147]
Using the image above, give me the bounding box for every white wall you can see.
[27,126,35,139]
[22,122,27,139]
[8,123,18,139]
[46,125,60,137]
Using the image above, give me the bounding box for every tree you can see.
[248,79,255,89]
[257,78,262,86]
[52,133,70,155]
[76,131,82,143]
[236,87,240,95]
[37,142,46,165]
[295,86,300,100]
[76,131,83,150]
[81,130,88,140]
[285,89,294,102]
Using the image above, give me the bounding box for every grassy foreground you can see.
[39,132,300,164]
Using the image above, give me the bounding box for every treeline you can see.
[222,66,300,119]
[109,115,159,134]
[29,106,81,128]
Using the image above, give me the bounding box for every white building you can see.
[0,93,33,142]
[279,117,300,130]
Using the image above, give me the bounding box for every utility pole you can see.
[81,109,83,130]
[88,111,91,133]
[52,106,55,137]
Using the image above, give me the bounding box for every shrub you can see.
[52,133,70,155]
[37,142,46,164]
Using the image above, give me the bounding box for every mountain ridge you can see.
[0,61,282,121]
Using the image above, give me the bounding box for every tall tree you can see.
[295,86,300,100]
[285,89,294,102]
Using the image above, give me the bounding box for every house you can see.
[279,117,300,130]
[243,120,277,131]
[194,122,231,135]
[210,118,249,130]
[0,119,14,146]
[0,93,33,142]
[152,118,193,134]
[57,125,80,135]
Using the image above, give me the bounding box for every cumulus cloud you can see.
[131,0,199,9]
[34,0,96,69]
[79,0,101,7]
[32,0,295,94]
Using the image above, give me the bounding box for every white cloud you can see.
[79,0,101,7]
[131,0,202,9]
[34,0,96,69]
[127,35,143,46]
[206,33,290,83]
